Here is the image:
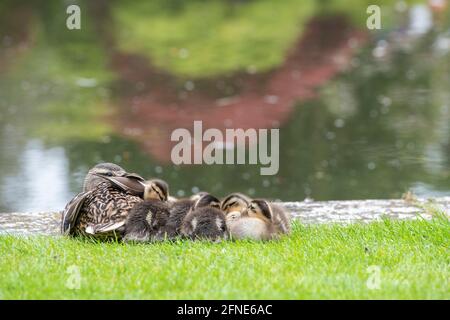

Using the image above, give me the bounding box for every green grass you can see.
[0,216,449,299]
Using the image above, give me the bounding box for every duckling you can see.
[226,210,272,241]
[181,206,228,241]
[163,193,220,239]
[221,192,252,215]
[194,193,221,209]
[141,178,169,202]
[123,180,171,243]
[269,202,292,234]
[226,199,291,241]
[246,199,291,235]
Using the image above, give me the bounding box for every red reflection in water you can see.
[109,16,366,163]
[0,5,33,74]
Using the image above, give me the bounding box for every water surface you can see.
[0,1,449,213]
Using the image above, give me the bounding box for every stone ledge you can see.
[0,197,449,236]
[280,196,449,224]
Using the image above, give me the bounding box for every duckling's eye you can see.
[225,201,237,209]
[152,186,164,200]
[212,202,221,208]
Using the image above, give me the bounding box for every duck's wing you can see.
[93,173,145,197]
[85,220,126,235]
[61,191,93,235]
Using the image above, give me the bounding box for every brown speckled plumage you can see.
[63,181,143,239]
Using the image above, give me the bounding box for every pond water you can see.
[0,1,449,213]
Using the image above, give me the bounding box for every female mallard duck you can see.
[61,163,169,239]
[226,199,291,241]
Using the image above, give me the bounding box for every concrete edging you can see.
[0,197,449,236]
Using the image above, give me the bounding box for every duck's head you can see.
[143,179,169,202]
[83,163,127,191]
[221,193,251,214]
[194,193,221,209]
[243,199,273,222]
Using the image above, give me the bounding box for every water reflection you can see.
[0,140,71,212]
[0,1,449,213]
[409,4,434,35]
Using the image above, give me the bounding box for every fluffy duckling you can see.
[181,206,228,241]
[221,192,252,215]
[226,199,291,241]
[248,199,291,235]
[226,210,271,241]
[122,180,170,243]
[163,193,221,239]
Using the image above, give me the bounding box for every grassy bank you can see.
[0,216,448,299]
